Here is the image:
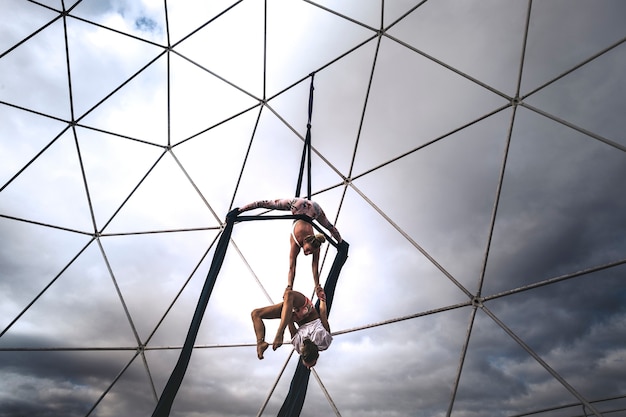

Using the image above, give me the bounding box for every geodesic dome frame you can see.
[2,1,626,417]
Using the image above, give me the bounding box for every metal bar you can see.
[475,104,517,297]
[84,350,142,417]
[0,8,61,59]
[347,29,382,179]
[265,34,378,103]
[228,240,274,305]
[172,102,262,148]
[481,306,603,417]
[521,102,626,153]
[331,301,470,336]
[99,226,223,237]
[256,349,296,417]
[349,182,474,299]
[311,368,342,416]
[446,307,478,417]
[483,258,626,302]
[0,213,92,235]
[0,343,257,352]
[350,103,511,183]
[0,238,95,338]
[228,105,264,212]
[514,1,533,98]
[507,392,626,417]
[304,0,378,33]
[522,35,626,100]
[263,102,346,181]
[96,238,143,347]
[98,150,168,233]
[143,232,220,346]
[383,32,511,101]
[139,348,159,402]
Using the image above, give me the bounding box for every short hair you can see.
[301,338,320,365]
[303,233,326,249]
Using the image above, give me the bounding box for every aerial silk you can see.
[151,211,236,417]
[295,73,315,200]
[277,239,349,417]
[152,73,345,417]
[151,212,348,417]
[279,74,349,415]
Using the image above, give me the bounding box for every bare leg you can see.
[273,290,306,350]
[251,303,283,359]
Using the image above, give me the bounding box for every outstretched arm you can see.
[288,321,297,339]
[311,250,321,288]
[319,299,330,333]
[312,250,326,302]
[239,198,293,213]
[287,236,300,289]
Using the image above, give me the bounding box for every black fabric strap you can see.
[295,73,315,200]
[151,214,236,417]
[277,240,349,417]
[151,212,347,417]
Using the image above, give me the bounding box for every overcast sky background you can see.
[1,1,626,417]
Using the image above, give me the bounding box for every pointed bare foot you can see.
[257,341,269,359]
[272,336,284,351]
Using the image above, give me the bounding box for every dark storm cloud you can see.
[0,344,150,417]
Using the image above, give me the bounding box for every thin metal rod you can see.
[507,393,626,417]
[514,1,533,98]
[483,258,626,302]
[383,32,511,101]
[521,102,626,153]
[0,343,257,352]
[0,238,95,338]
[475,104,517,297]
[304,0,378,33]
[169,46,261,101]
[97,149,168,233]
[169,149,221,219]
[522,34,626,100]
[142,232,220,346]
[84,350,142,417]
[349,182,474,299]
[228,240,274,305]
[0,11,62,59]
[446,307,478,417]
[331,301,471,336]
[139,349,159,402]
[100,226,223,237]
[0,213,92,235]
[228,105,264,212]
[96,238,143,347]
[265,35,378,103]
[481,305,603,417]
[0,120,70,193]
[311,368,342,416]
[263,102,345,180]
[347,28,382,180]
[256,349,296,417]
[350,103,511,183]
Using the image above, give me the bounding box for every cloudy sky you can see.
[1,1,626,416]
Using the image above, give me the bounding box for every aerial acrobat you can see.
[235,198,342,301]
[251,288,332,368]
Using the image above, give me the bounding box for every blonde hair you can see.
[303,233,326,249]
